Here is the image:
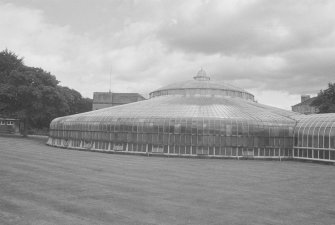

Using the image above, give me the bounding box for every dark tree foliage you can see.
[57,87,92,115]
[0,49,92,133]
[0,49,24,82]
[78,97,93,113]
[311,83,335,113]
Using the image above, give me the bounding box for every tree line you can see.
[311,82,335,113]
[1,49,334,135]
[0,49,92,134]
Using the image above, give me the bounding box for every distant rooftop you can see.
[291,96,316,107]
[92,92,146,110]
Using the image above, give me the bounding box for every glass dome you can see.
[48,69,301,159]
[150,69,254,101]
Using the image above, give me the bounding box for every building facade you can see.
[0,118,20,134]
[292,95,319,114]
[92,92,146,110]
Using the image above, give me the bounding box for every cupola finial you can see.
[194,68,210,81]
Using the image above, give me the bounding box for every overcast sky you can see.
[1,0,335,110]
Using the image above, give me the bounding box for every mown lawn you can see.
[0,135,334,225]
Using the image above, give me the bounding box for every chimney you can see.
[301,95,310,103]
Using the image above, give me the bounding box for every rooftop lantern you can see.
[193,68,210,81]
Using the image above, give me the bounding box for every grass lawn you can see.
[0,135,334,225]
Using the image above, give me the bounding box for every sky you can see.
[1,0,335,110]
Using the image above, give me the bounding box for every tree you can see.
[0,58,63,133]
[56,87,93,115]
[311,83,335,113]
[0,49,24,82]
[0,49,92,134]
[57,86,82,115]
[78,97,93,113]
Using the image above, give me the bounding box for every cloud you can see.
[1,0,335,110]
[0,1,175,98]
[0,2,120,96]
[156,0,335,96]
[159,0,335,55]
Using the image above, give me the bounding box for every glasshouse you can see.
[294,113,335,162]
[47,69,335,163]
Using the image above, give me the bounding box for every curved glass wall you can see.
[293,114,335,162]
[47,67,335,163]
[48,94,297,159]
[52,69,335,161]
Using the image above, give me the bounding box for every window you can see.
[174,124,181,134]
[197,121,203,135]
[180,122,186,134]
[186,120,192,134]
[203,121,209,135]
[163,134,169,145]
[226,124,232,136]
[0,121,5,125]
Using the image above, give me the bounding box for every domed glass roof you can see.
[150,69,254,101]
[54,95,297,124]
